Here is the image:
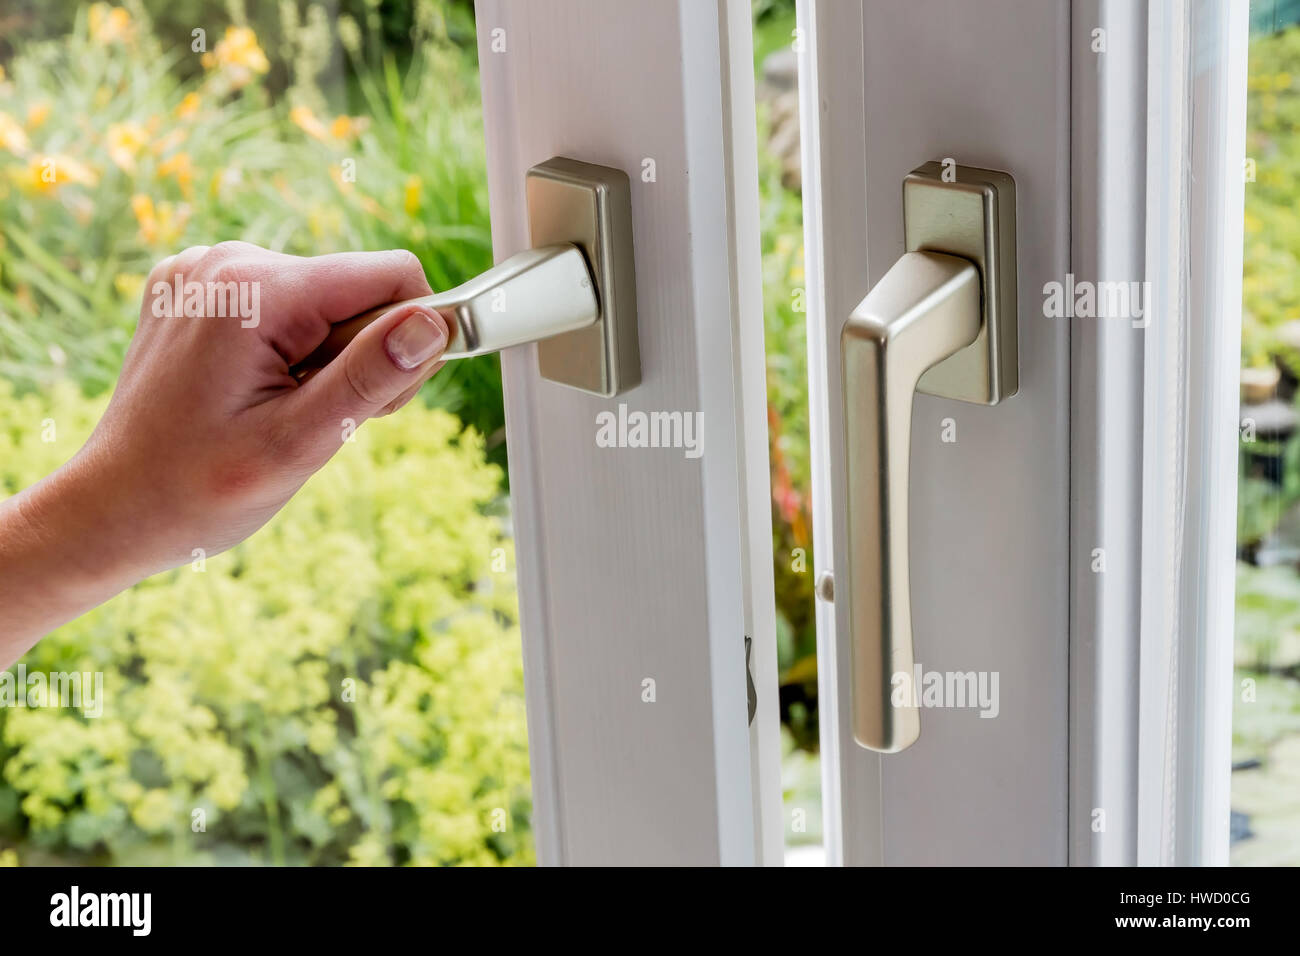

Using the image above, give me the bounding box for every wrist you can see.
[0,448,149,654]
[44,444,164,593]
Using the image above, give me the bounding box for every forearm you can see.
[0,452,145,667]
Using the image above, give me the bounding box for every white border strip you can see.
[1068,0,1149,866]
[1173,0,1247,866]
[1136,0,1191,868]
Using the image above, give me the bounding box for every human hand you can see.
[0,241,450,654]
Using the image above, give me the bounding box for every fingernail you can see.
[385,309,447,370]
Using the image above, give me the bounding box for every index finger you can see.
[232,247,434,367]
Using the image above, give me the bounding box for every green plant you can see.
[0,379,531,865]
[751,0,797,74]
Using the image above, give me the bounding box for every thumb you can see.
[286,302,449,459]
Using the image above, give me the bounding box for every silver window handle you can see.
[297,242,597,361]
[840,162,1017,753]
[293,156,639,398]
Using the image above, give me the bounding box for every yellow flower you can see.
[158,151,194,197]
[0,112,29,154]
[26,102,50,130]
[105,121,148,172]
[88,4,135,45]
[175,92,201,121]
[201,27,269,89]
[404,174,422,216]
[130,193,189,245]
[329,115,368,139]
[18,155,97,194]
[293,109,369,144]
[114,273,145,301]
[129,193,152,218]
[290,105,328,141]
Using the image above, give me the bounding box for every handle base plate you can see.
[905,162,1018,405]
[526,157,640,397]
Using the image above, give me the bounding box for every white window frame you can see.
[475,0,783,866]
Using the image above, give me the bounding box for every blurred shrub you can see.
[0,379,532,865]
[1244,25,1300,372]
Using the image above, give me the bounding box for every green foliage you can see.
[1236,562,1300,670]
[1234,671,1300,765]
[1239,474,1289,547]
[1244,26,1300,368]
[751,0,797,75]
[1236,428,1300,548]
[0,380,532,865]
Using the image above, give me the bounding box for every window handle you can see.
[295,242,596,364]
[841,162,1017,753]
[293,156,639,397]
